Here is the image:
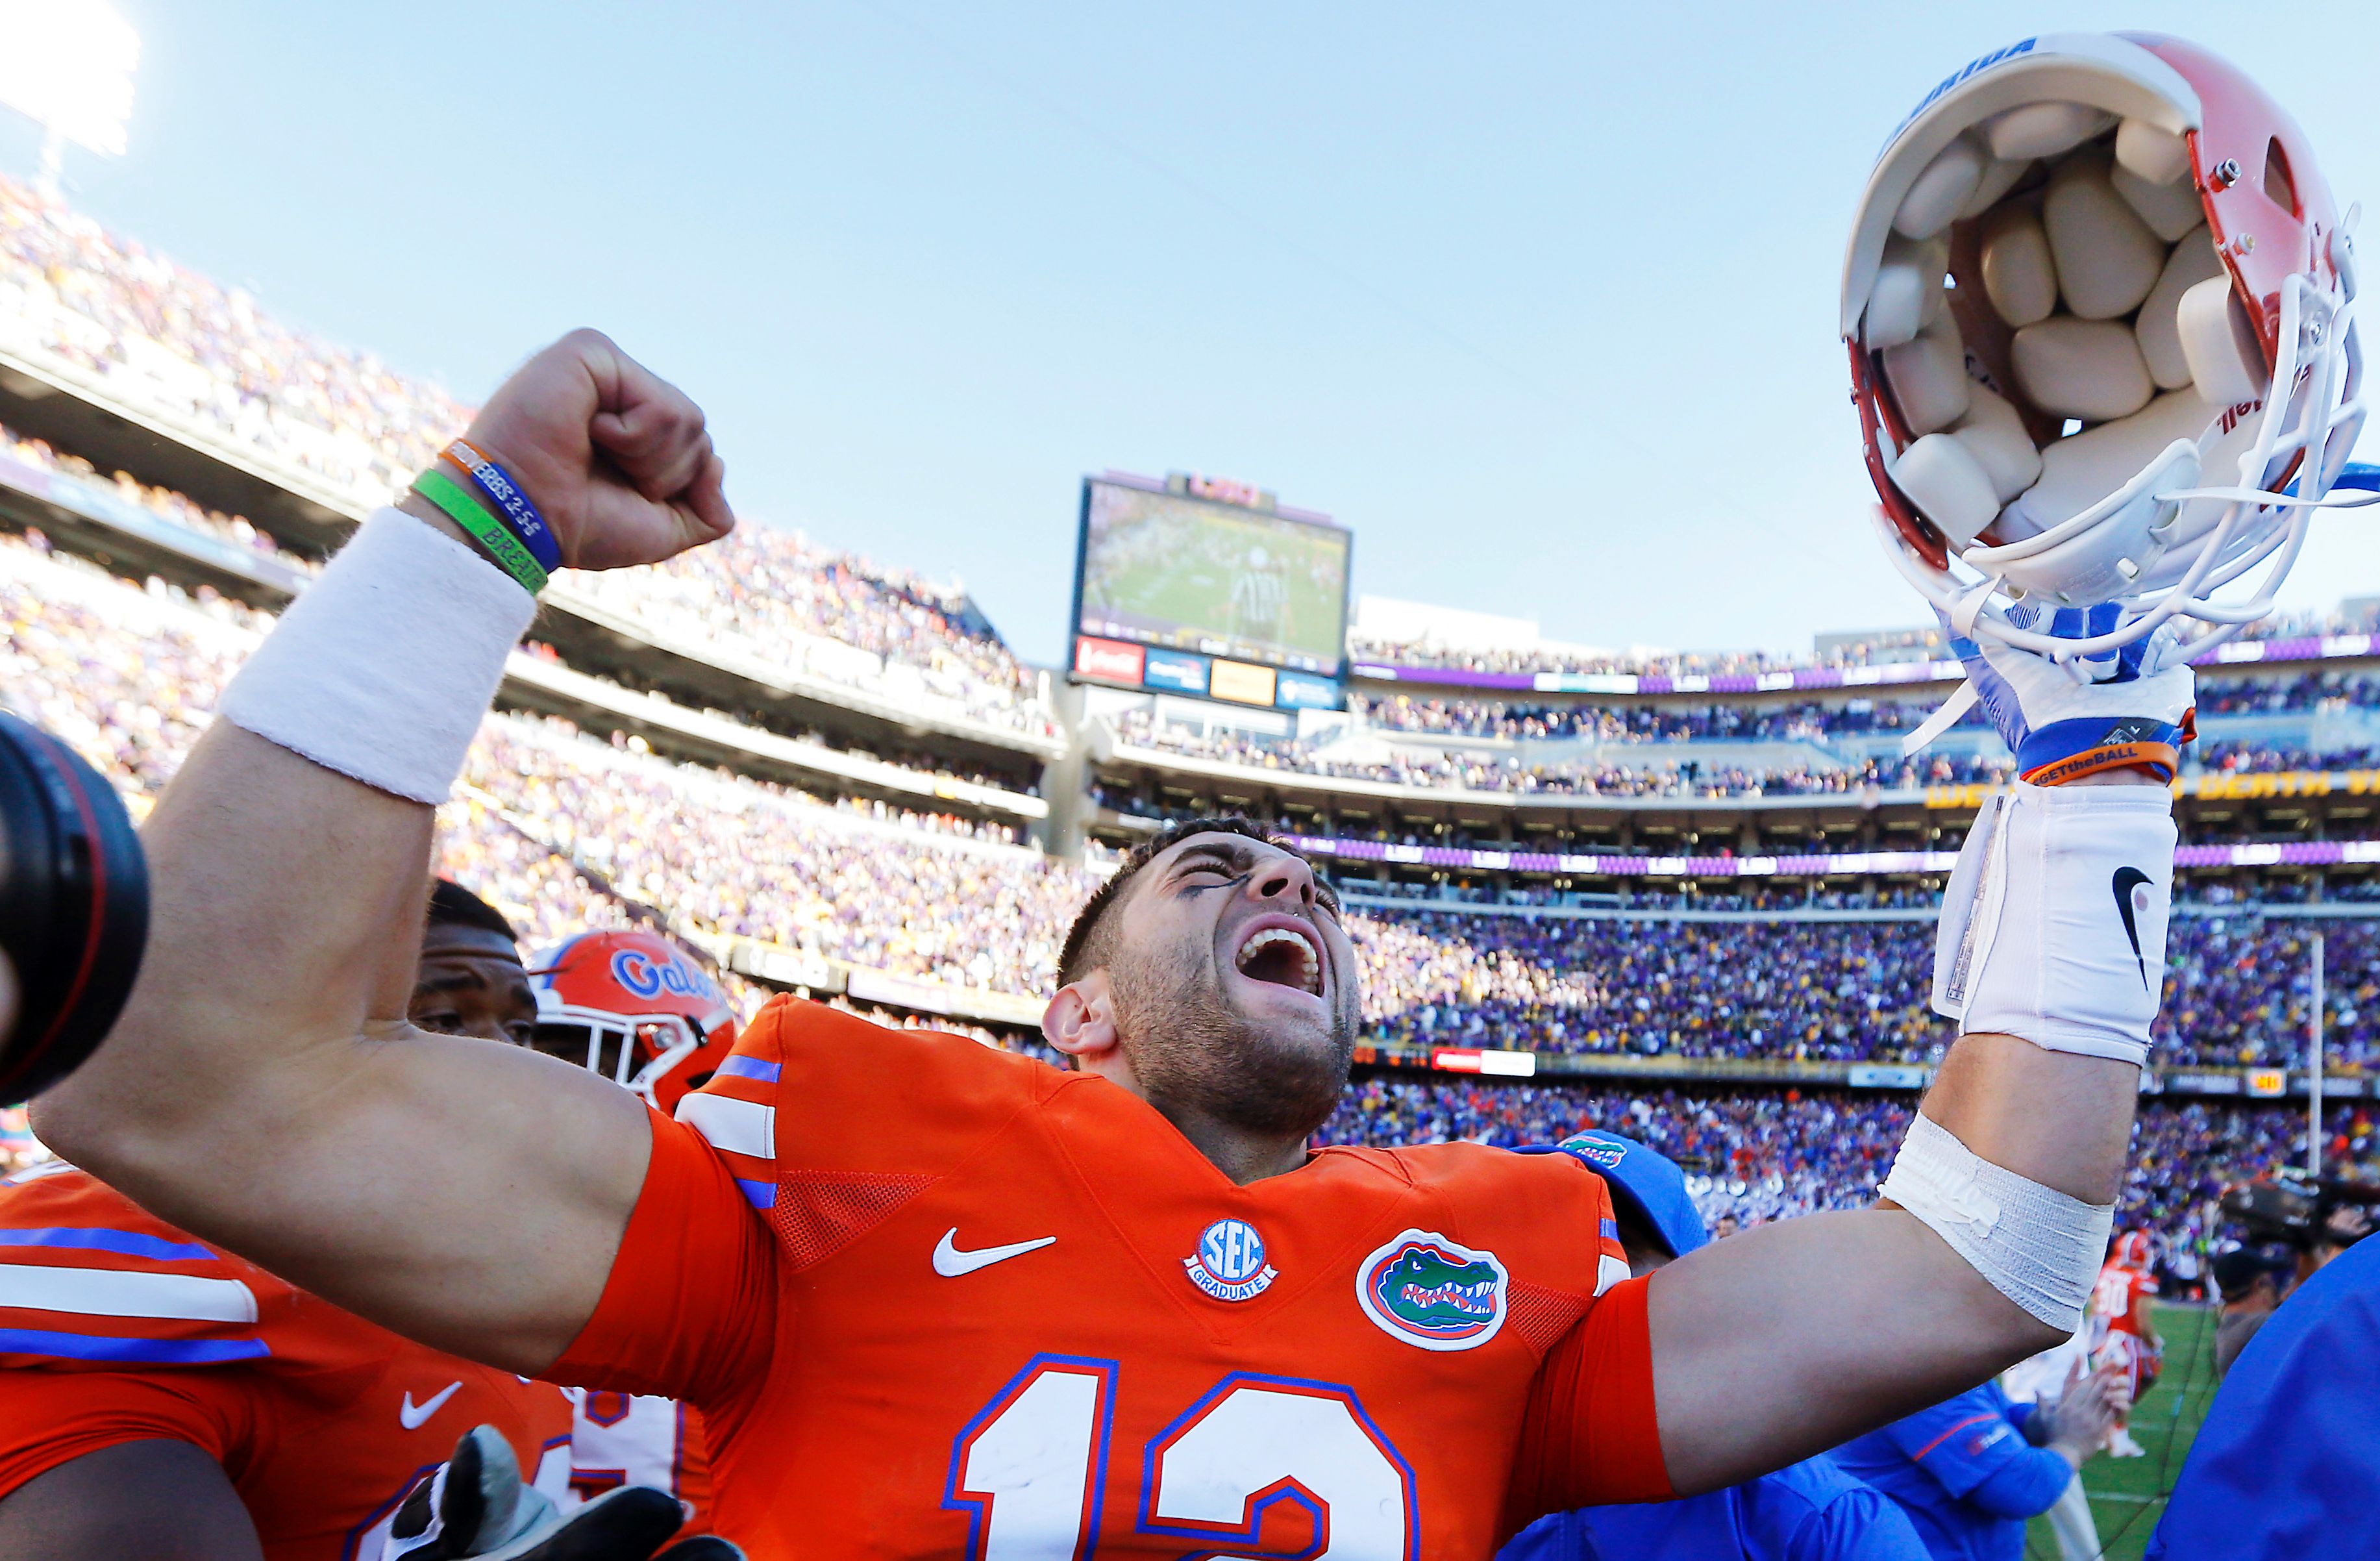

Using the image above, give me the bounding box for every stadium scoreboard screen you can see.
[1069,473,1352,710]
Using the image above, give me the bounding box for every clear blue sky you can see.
[6,1,2378,665]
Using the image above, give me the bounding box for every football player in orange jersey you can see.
[2086,1231,2163,1458]
[42,331,2183,1560]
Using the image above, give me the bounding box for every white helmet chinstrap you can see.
[1844,32,2374,662]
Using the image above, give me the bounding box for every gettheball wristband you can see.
[413,468,549,596]
[217,508,536,805]
[443,437,563,574]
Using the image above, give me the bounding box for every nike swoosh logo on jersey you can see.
[932,1229,1055,1277]
[401,1380,462,1430]
[2112,866,2152,988]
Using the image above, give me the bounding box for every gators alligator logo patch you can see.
[1354,1229,1509,1352]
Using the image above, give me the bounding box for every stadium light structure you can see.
[0,0,139,200]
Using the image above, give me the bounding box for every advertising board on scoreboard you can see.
[1069,471,1352,710]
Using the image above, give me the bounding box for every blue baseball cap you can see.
[1525,1130,1709,1260]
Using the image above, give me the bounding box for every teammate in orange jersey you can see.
[0,882,573,1561]
[2087,1231,2163,1459]
[42,332,2179,1560]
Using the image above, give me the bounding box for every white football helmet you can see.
[1844,32,2373,662]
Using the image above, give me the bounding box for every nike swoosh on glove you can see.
[382,1425,743,1561]
[1945,603,2196,785]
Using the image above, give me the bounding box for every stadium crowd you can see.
[1354,906,2379,1071]
[0,179,1052,732]
[1348,603,2380,682]
[3,537,1079,989]
[1352,690,1977,743]
[0,173,469,498]
[1354,673,2380,744]
[1106,707,2014,797]
[1316,1077,2367,1277]
[560,527,1056,734]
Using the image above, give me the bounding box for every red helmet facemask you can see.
[528,929,738,1114]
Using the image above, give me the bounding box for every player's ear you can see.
[1043,973,1119,1067]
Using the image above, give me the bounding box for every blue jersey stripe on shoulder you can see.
[716,1056,780,1083]
[0,1227,217,1263]
[734,1177,777,1210]
[1600,1219,1619,1242]
[0,1327,269,1365]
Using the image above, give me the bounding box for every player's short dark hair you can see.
[1058,816,1313,987]
[426,878,518,947]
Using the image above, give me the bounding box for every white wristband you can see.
[217,507,534,805]
[1881,1112,2114,1334]
[1931,780,2175,1067]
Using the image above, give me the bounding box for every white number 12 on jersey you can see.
[945,1355,1418,1559]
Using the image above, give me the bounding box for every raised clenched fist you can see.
[445,329,735,572]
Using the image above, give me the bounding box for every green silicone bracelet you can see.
[414,467,549,596]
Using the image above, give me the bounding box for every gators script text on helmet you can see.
[1843,32,2371,662]
[2113,1230,2154,1270]
[529,928,737,1114]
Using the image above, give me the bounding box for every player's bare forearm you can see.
[1646,1030,2135,1492]
[32,331,731,1371]
[1644,1199,2031,1493]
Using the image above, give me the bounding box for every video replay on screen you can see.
[1074,478,1352,677]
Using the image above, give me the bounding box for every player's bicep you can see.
[1644,1209,2023,1494]
[0,1441,261,1561]
[121,1030,654,1375]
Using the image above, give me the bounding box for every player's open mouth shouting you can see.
[1230,913,1328,1005]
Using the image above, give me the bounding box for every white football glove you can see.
[1945,602,2196,785]
[382,1425,741,1561]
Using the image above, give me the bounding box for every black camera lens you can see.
[0,713,148,1103]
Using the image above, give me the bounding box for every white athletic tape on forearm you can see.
[1881,1112,2113,1334]
[1930,780,2176,1067]
[218,508,534,805]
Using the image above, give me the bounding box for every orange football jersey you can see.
[0,1164,573,1561]
[552,998,1667,1560]
[2089,1260,2158,1349]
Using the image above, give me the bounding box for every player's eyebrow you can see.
[1167,840,1257,880]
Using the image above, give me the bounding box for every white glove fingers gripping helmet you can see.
[529,928,738,1114]
[1844,32,2372,663]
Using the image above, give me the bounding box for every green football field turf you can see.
[2025,1303,2220,1560]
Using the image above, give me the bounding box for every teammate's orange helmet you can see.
[529,929,737,1113]
[2113,1230,2153,1269]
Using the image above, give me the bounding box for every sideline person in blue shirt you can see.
[1831,1357,2120,1560]
[1499,1132,1930,1561]
[2146,1225,2380,1558]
